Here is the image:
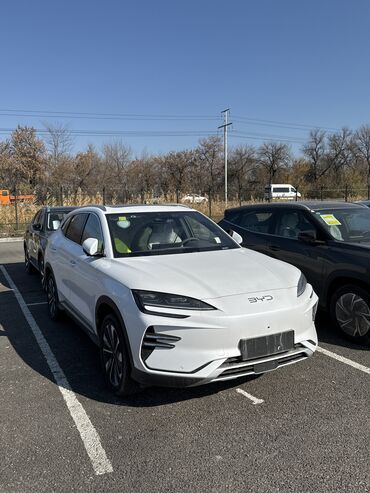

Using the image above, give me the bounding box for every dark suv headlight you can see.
[133,290,216,316]
[297,273,307,297]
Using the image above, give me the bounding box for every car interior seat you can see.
[329,224,343,241]
[147,221,182,249]
[279,213,300,238]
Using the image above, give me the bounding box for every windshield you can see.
[107,211,239,257]
[47,211,67,231]
[315,208,370,242]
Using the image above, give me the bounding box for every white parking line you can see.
[236,388,264,405]
[0,265,113,476]
[317,346,370,375]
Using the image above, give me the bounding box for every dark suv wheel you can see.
[99,313,138,396]
[46,272,61,321]
[25,247,36,274]
[39,255,46,291]
[330,284,370,343]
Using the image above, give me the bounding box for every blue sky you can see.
[1,0,370,156]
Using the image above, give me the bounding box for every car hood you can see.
[101,248,300,300]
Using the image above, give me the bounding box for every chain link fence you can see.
[1,185,370,237]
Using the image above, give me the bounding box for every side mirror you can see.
[228,230,243,245]
[82,238,100,256]
[33,223,42,231]
[298,231,320,245]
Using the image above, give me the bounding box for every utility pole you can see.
[219,109,232,207]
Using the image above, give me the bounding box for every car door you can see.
[67,212,105,329]
[221,207,279,256]
[55,213,89,303]
[29,210,44,264]
[266,208,326,296]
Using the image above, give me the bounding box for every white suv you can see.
[45,205,318,395]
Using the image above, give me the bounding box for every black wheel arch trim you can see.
[324,272,370,305]
[95,296,135,370]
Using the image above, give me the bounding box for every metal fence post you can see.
[103,187,106,205]
[344,185,348,202]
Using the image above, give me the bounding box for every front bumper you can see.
[124,286,318,388]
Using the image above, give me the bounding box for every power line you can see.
[233,115,339,132]
[0,109,220,122]
[0,127,219,137]
[0,107,340,131]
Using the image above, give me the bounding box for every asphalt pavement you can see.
[0,241,369,493]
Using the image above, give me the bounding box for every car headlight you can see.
[133,290,216,314]
[297,273,307,297]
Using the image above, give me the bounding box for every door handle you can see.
[51,247,57,252]
[70,260,77,266]
[269,245,280,251]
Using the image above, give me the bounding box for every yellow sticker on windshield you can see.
[320,214,341,226]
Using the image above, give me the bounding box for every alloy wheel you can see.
[47,276,57,318]
[102,322,124,388]
[336,292,370,337]
[39,257,45,290]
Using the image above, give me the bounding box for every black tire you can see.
[330,284,370,344]
[46,272,61,321]
[39,255,46,291]
[99,313,138,396]
[25,247,36,274]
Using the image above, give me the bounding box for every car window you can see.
[32,210,42,225]
[47,211,67,231]
[275,211,318,239]
[314,208,370,242]
[235,210,275,233]
[107,211,238,257]
[61,216,72,235]
[81,214,104,253]
[65,213,88,244]
[184,215,216,242]
[38,210,45,229]
[273,187,290,193]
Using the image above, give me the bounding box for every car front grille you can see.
[214,344,311,381]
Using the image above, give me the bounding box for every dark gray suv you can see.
[24,206,76,288]
[219,201,370,344]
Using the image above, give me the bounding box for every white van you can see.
[264,184,301,200]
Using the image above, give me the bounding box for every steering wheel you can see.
[182,237,199,246]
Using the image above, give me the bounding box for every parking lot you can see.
[0,240,369,493]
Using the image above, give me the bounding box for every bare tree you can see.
[354,125,370,182]
[258,142,291,185]
[326,128,354,176]
[196,136,223,214]
[43,122,73,165]
[302,129,328,183]
[229,145,257,204]
[0,126,46,193]
[163,150,195,202]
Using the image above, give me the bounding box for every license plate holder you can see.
[240,331,294,361]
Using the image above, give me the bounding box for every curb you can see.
[0,237,23,243]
